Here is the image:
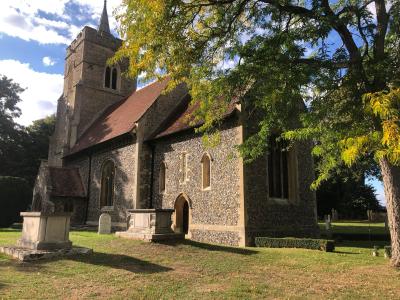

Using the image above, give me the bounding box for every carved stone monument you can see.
[0,212,92,262]
[17,212,72,250]
[116,209,184,242]
[98,213,112,234]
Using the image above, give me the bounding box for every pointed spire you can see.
[98,0,111,34]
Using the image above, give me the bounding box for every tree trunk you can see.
[379,158,400,267]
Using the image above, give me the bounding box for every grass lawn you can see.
[0,228,399,299]
[318,221,389,235]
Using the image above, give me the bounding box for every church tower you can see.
[49,0,137,166]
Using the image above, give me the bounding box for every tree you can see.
[0,75,27,178]
[113,1,400,265]
[317,169,382,219]
[0,177,31,227]
[21,115,56,185]
[0,75,55,186]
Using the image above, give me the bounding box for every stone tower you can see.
[48,0,137,166]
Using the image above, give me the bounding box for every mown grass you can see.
[0,227,399,299]
[318,220,389,235]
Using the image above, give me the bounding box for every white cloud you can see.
[42,56,57,67]
[367,2,376,18]
[0,1,71,44]
[72,0,123,32]
[0,0,124,45]
[0,59,63,126]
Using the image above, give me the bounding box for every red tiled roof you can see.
[48,167,86,198]
[153,97,237,139]
[69,79,170,155]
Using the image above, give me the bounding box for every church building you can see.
[32,1,318,246]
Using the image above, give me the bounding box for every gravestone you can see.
[98,213,112,234]
[331,209,338,221]
[324,215,332,230]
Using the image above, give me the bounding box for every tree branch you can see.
[374,0,389,60]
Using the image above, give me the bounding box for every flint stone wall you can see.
[243,116,319,242]
[67,142,136,226]
[190,230,240,247]
[52,197,86,224]
[152,117,242,245]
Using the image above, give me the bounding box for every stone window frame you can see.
[99,159,116,211]
[201,153,212,191]
[159,161,167,194]
[179,152,189,184]
[103,64,120,91]
[266,137,299,204]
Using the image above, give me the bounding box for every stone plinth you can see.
[0,246,92,262]
[17,212,72,250]
[116,209,184,241]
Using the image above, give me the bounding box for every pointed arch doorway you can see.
[174,194,191,235]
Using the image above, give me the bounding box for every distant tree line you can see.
[316,169,383,220]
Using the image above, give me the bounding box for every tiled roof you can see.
[153,97,237,140]
[48,167,86,198]
[69,79,169,155]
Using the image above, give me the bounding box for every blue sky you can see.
[0,0,386,206]
[0,0,121,125]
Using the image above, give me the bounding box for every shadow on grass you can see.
[68,251,173,274]
[158,239,258,255]
[336,240,390,249]
[2,251,172,275]
[333,251,360,255]
[0,228,21,233]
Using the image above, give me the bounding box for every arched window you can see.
[104,66,111,88]
[104,66,118,90]
[112,68,118,89]
[159,162,166,193]
[100,160,115,207]
[268,136,289,199]
[201,154,211,189]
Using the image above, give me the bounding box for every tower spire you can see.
[98,0,111,34]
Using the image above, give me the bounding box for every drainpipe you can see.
[84,152,92,224]
[149,143,155,209]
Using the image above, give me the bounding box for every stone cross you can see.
[98,213,112,234]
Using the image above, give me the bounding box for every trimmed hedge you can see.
[0,176,31,228]
[255,237,335,252]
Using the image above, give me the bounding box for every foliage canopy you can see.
[0,74,55,186]
[113,0,400,187]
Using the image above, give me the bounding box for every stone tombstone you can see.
[17,212,72,250]
[98,213,112,234]
[331,209,338,222]
[324,215,331,231]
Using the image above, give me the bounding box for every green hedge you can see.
[255,237,335,252]
[0,176,31,228]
